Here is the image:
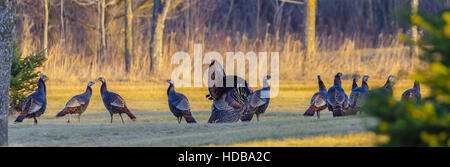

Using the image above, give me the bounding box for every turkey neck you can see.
[167,83,176,95]
[85,86,93,97]
[37,78,46,94]
[352,79,358,89]
[362,80,369,89]
[414,81,420,91]
[383,79,391,89]
[318,79,326,91]
[333,76,341,87]
[262,79,270,90]
[100,81,108,95]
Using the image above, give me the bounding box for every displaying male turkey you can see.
[348,75,370,114]
[401,81,421,103]
[352,77,358,90]
[166,80,197,123]
[326,73,348,117]
[240,75,271,122]
[97,77,136,123]
[15,75,48,124]
[56,81,95,123]
[303,75,327,119]
[206,60,253,123]
[372,75,395,97]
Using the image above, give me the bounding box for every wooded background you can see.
[13,0,450,82]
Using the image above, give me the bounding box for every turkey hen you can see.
[97,77,136,123]
[15,75,48,124]
[326,73,348,117]
[372,75,395,97]
[166,80,197,123]
[240,75,271,122]
[206,60,253,123]
[401,81,421,103]
[303,75,327,119]
[56,81,95,123]
[348,75,370,114]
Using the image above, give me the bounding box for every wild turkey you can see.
[15,75,48,124]
[303,75,327,119]
[206,60,253,123]
[348,75,370,114]
[352,77,358,90]
[97,77,136,123]
[401,81,421,103]
[372,75,395,97]
[240,75,271,122]
[56,81,95,123]
[166,80,197,123]
[326,73,348,117]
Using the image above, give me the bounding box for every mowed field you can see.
[7,79,426,146]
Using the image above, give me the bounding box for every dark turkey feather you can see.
[167,80,197,123]
[15,75,48,124]
[56,81,94,123]
[401,81,421,103]
[348,75,370,114]
[352,78,358,90]
[303,75,327,119]
[371,75,395,97]
[240,76,271,122]
[98,77,136,123]
[326,73,348,117]
[207,61,253,123]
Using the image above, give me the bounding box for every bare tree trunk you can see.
[97,0,102,62]
[97,0,106,62]
[150,0,172,74]
[223,0,234,29]
[302,0,316,76]
[125,0,133,73]
[273,1,285,50]
[411,0,419,57]
[185,0,190,49]
[101,0,106,51]
[60,0,65,58]
[304,0,316,57]
[43,0,49,57]
[0,0,16,146]
[256,0,261,37]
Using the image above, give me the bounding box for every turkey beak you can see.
[42,75,49,81]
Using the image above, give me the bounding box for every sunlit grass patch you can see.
[8,111,375,147]
[211,132,389,147]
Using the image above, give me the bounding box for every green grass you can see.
[8,111,376,147]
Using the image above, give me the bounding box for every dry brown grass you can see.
[38,35,413,83]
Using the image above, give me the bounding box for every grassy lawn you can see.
[212,132,389,147]
[8,111,376,147]
[7,80,422,147]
